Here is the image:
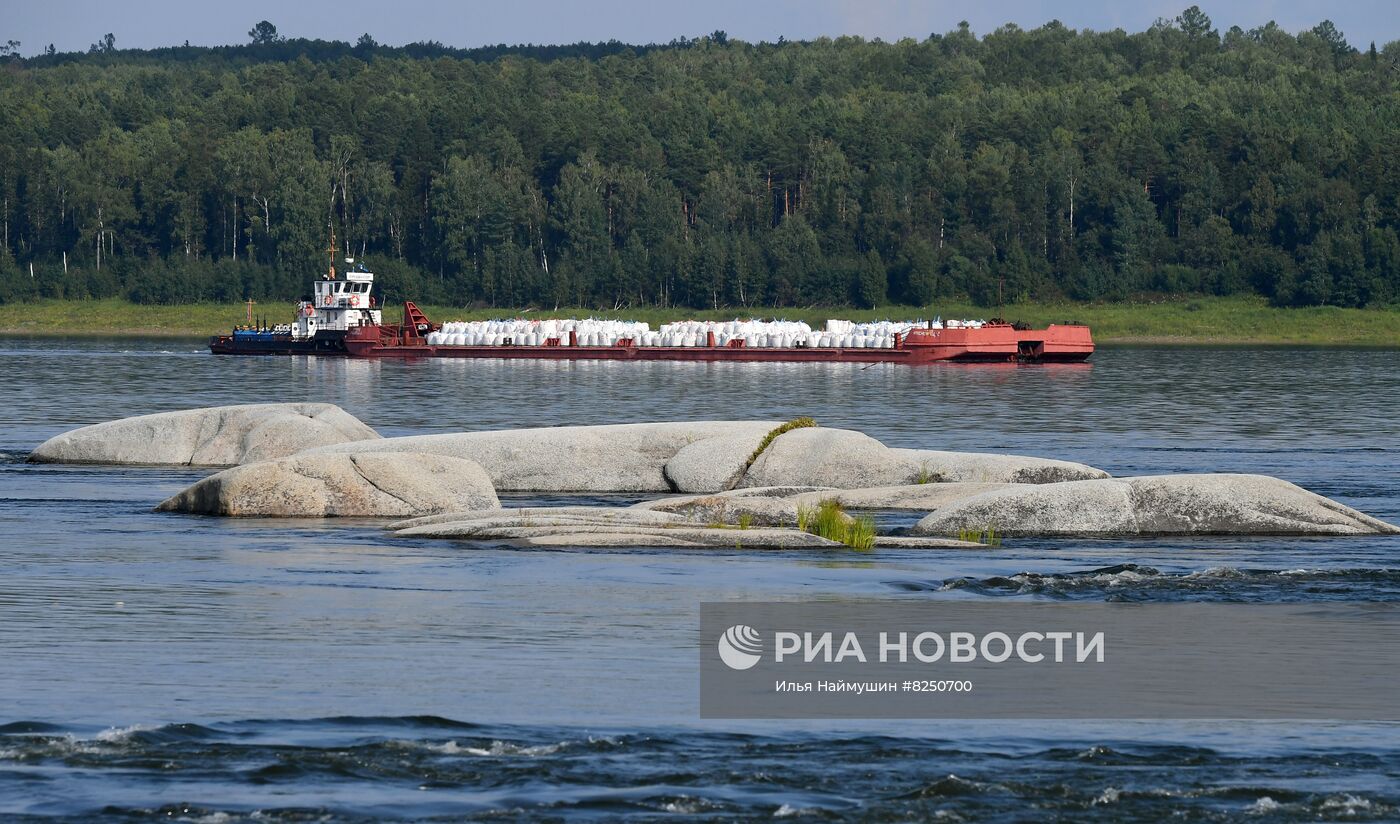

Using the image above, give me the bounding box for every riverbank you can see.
[0,296,1396,345]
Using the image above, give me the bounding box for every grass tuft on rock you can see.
[957,526,1002,547]
[797,499,876,551]
[844,515,877,552]
[733,416,817,487]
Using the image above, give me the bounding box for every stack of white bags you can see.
[427,317,987,348]
[427,318,651,347]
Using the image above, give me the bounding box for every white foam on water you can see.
[457,739,564,757]
[95,723,157,743]
[660,797,708,813]
[1093,787,1121,805]
[1318,794,1376,814]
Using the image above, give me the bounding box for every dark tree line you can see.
[1,8,1398,309]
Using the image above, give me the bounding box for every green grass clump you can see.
[797,499,876,551]
[810,499,848,541]
[737,513,753,530]
[958,527,1002,547]
[844,515,877,552]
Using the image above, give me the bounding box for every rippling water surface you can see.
[1,338,1397,820]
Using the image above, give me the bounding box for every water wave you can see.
[1,718,1396,820]
[888,563,1400,601]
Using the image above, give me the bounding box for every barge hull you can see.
[347,346,1094,364]
[209,331,349,356]
[344,324,1094,363]
[211,297,1093,363]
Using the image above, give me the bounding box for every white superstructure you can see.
[293,263,383,339]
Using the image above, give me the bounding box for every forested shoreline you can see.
[1,8,1398,310]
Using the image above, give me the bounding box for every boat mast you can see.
[326,225,337,280]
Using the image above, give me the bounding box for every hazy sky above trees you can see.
[6,0,1397,54]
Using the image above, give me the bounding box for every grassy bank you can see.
[0,296,1397,346]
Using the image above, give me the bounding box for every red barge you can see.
[342,304,1093,363]
[211,255,1093,363]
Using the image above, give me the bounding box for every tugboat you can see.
[209,231,382,356]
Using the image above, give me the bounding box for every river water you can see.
[1,338,1397,820]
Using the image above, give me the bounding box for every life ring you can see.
[349,295,361,307]
[322,295,334,306]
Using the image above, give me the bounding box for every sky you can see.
[4,0,1398,56]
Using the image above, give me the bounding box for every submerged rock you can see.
[889,449,1109,484]
[388,505,856,549]
[873,536,984,548]
[386,506,683,532]
[156,452,498,517]
[520,532,707,547]
[305,421,779,492]
[418,523,841,549]
[393,511,843,548]
[912,474,1400,537]
[30,403,379,466]
[395,507,688,534]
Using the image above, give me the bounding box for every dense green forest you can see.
[1,9,1398,310]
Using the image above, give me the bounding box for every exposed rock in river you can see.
[739,428,916,488]
[663,432,771,493]
[388,503,984,549]
[633,494,802,527]
[786,482,1022,511]
[912,474,1400,536]
[737,429,1108,489]
[890,448,1110,484]
[298,420,1110,494]
[156,452,498,517]
[697,485,838,499]
[305,421,779,492]
[58,413,1392,540]
[30,403,379,466]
